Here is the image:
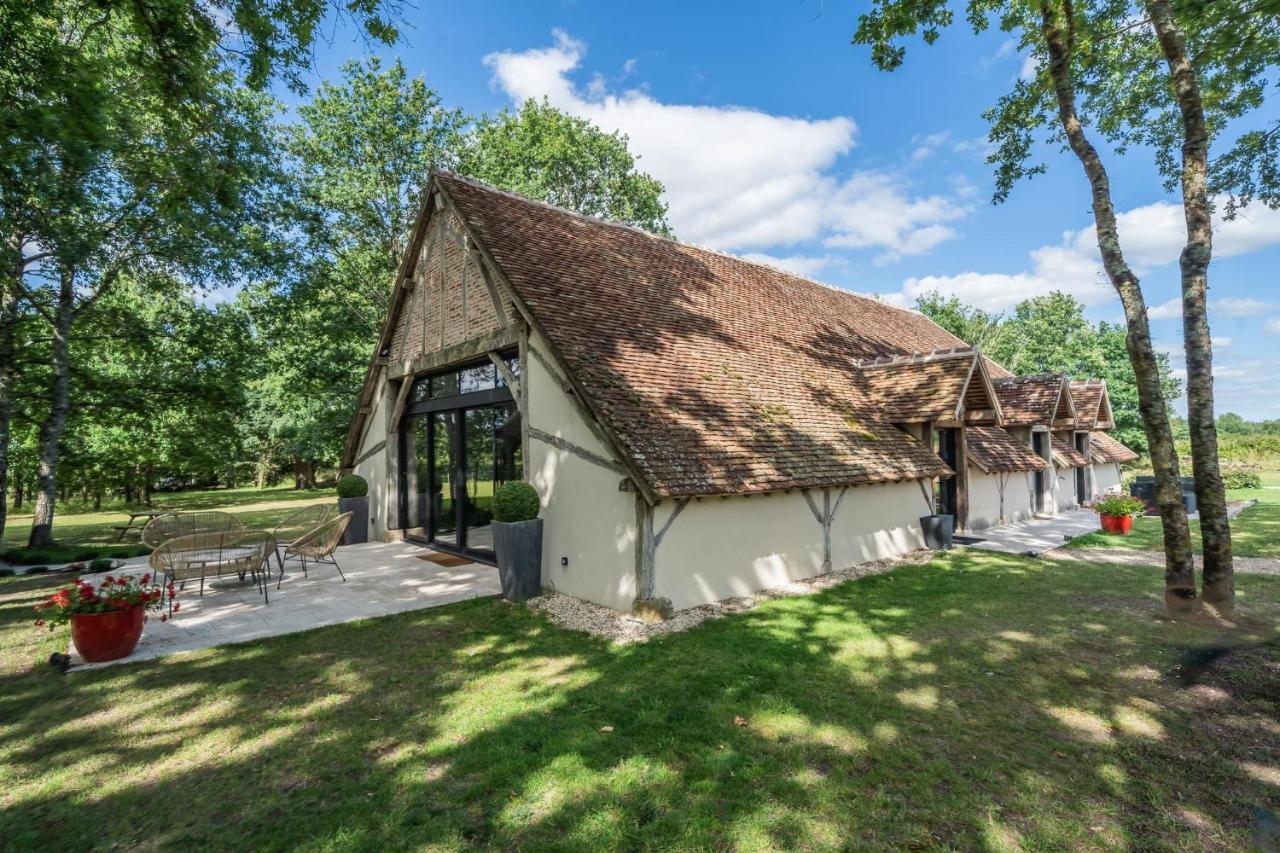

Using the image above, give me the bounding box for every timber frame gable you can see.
[340,175,658,505]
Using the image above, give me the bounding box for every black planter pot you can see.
[338,495,368,545]
[492,518,543,601]
[920,514,955,550]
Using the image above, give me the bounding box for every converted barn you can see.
[342,172,1137,614]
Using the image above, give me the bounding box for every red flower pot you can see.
[71,605,146,662]
[1100,514,1133,535]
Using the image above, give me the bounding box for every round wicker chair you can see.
[141,511,244,550]
[270,504,336,570]
[278,512,353,589]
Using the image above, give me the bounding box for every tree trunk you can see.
[1039,0,1199,616]
[27,270,75,548]
[142,464,153,507]
[13,469,24,509]
[1147,0,1234,614]
[0,268,15,545]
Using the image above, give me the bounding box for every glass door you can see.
[430,411,459,547]
[399,356,522,560]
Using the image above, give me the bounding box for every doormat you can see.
[417,551,473,567]
[952,535,987,545]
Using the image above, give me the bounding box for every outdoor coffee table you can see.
[149,529,278,611]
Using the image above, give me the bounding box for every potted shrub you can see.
[336,474,369,545]
[1092,493,1146,535]
[35,573,171,663]
[491,481,543,601]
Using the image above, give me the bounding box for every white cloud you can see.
[895,198,1280,312]
[1019,55,1040,81]
[1265,317,1280,334]
[483,31,969,259]
[1213,336,1233,348]
[739,253,840,278]
[1213,296,1276,317]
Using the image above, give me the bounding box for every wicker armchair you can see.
[142,511,244,550]
[270,504,336,570]
[149,529,276,606]
[279,512,352,588]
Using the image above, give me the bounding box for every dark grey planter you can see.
[492,518,543,601]
[338,496,368,545]
[920,514,955,550]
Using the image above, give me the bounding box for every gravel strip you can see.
[1050,548,1280,576]
[527,549,938,644]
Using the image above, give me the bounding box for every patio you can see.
[69,541,501,670]
[960,508,1100,555]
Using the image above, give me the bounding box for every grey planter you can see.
[920,514,955,550]
[492,518,543,601]
[338,495,368,545]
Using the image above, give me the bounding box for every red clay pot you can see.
[70,605,146,662]
[1100,514,1133,535]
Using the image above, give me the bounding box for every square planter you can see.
[920,514,955,550]
[338,495,368,545]
[492,518,543,601]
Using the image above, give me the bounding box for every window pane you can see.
[430,370,460,399]
[458,364,495,394]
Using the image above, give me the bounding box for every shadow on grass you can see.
[1,551,1278,849]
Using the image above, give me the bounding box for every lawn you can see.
[1068,469,1280,558]
[1,550,1278,849]
[1,484,337,565]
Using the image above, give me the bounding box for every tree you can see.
[912,293,1012,355]
[460,99,670,235]
[287,57,468,333]
[856,0,1199,614]
[1,0,401,544]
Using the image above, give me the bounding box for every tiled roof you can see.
[436,172,964,497]
[1070,380,1109,429]
[1051,434,1090,468]
[966,427,1047,473]
[858,349,983,423]
[993,375,1073,426]
[1089,431,1139,464]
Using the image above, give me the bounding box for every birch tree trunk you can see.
[0,266,15,545]
[27,269,75,548]
[1146,0,1234,614]
[1039,0,1199,615]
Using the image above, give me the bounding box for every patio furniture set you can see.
[142,506,352,612]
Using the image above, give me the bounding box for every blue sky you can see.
[303,0,1280,419]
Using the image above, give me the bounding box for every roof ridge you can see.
[434,170,932,322]
[855,346,976,368]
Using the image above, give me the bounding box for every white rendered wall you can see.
[354,375,396,540]
[653,480,929,612]
[967,468,1036,530]
[526,331,637,611]
[1093,462,1123,495]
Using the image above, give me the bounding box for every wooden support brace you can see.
[488,351,522,409]
[387,369,415,434]
[528,427,627,475]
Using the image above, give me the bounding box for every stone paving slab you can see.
[68,541,500,670]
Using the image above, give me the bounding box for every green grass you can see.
[1,551,1278,849]
[1068,469,1280,557]
[1,484,337,563]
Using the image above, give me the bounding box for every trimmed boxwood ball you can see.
[493,481,540,523]
[336,474,369,498]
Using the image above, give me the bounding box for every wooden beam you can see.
[635,497,655,600]
[386,371,414,434]
[528,427,627,475]
[389,326,521,379]
[956,427,970,531]
[653,499,689,550]
[353,440,387,468]
[488,351,522,410]
[470,245,510,327]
